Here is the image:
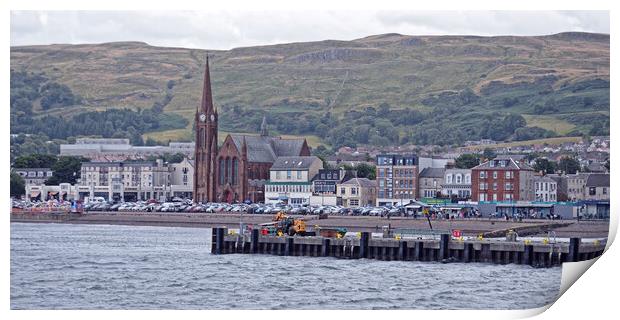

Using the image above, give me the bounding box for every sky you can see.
[10,11,610,50]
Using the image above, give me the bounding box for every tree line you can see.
[11,69,188,152]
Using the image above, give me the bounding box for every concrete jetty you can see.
[211,227,605,268]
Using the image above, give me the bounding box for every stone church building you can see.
[193,56,311,203]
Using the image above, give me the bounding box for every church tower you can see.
[193,55,218,203]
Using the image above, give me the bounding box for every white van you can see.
[86,196,106,204]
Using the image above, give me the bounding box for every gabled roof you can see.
[586,174,610,187]
[230,135,275,163]
[533,175,556,183]
[340,177,376,188]
[229,134,307,163]
[472,156,534,171]
[271,139,306,157]
[270,156,320,170]
[419,167,445,178]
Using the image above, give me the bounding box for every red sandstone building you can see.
[193,56,310,203]
[471,156,535,202]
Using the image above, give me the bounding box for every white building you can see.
[13,168,54,186]
[24,158,194,202]
[264,156,323,205]
[442,168,472,199]
[533,176,557,202]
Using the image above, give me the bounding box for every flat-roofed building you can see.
[375,154,418,206]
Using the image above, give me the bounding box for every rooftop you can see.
[586,174,610,187]
[419,167,446,178]
[340,177,376,188]
[270,156,320,170]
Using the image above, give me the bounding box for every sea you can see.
[10,222,561,310]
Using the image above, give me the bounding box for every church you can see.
[193,56,311,204]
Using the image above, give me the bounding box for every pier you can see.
[211,227,605,267]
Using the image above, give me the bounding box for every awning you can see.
[30,191,41,197]
[441,207,463,211]
[49,191,58,195]
[406,205,422,209]
[496,203,553,208]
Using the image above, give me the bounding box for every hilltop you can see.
[10,32,610,149]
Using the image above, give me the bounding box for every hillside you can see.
[10,32,610,148]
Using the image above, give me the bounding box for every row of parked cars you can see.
[81,199,415,217]
[12,199,73,211]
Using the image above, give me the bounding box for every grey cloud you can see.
[10,10,610,50]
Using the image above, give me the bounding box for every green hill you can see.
[10,32,609,148]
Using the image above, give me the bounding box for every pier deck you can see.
[212,227,606,268]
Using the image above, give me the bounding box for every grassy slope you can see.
[10,33,609,144]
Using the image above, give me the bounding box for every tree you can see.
[455,154,481,169]
[13,154,58,168]
[145,137,159,146]
[311,145,333,159]
[558,156,581,174]
[355,163,376,180]
[533,158,557,174]
[46,156,87,185]
[482,148,496,161]
[10,171,25,198]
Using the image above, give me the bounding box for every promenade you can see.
[10,211,610,239]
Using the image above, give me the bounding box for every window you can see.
[456,174,462,184]
[505,171,512,179]
[446,174,453,184]
[287,170,292,180]
[603,187,607,195]
[465,174,471,184]
[350,199,359,206]
[505,193,513,201]
[232,158,238,185]
[492,182,497,191]
[351,188,357,195]
[479,194,486,201]
[505,183,513,191]
[589,187,596,196]
[276,171,281,179]
[297,171,302,179]
[493,194,498,201]
[479,171,486,179]
[493,171,498,179]
[340,187,346,195]
[479,183,486,191]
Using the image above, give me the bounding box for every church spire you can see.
[260,115,268,136]
[200,54,214,114]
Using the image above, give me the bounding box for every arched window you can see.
[219,158,225,185]
[456,174,462,184]
[232,158,238,185]
[226,157,232,184]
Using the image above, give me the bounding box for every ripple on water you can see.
[10,223,561,310]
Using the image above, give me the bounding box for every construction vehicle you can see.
[261,211,310,236]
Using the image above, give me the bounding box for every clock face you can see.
[210,114,215,121]
[199,114,206,122]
